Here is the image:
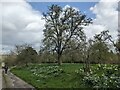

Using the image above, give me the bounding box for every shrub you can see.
[75,64,120,88]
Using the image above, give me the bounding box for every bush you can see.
[75,64,120,88]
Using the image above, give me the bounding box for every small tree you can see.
[92,30,120,64]
[84,39,94,72]
[89,39,109,64]
[42,4,92,65]
[17,46,38,66]
[97,30,120,63]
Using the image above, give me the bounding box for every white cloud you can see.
[1,0,45,54]
[63,5,79,11]
[84,0,119,41]
[0,0,119,54]
[84,24,107,39]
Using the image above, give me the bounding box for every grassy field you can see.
[11,63,120,89]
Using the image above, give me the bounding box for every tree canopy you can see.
[42,4,92,65]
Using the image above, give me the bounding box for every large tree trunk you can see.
[57,53,62,65]
[57,43,62,65]
[118,48,120,63]
[118,50,120,70]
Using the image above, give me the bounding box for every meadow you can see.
[11,63,120,89]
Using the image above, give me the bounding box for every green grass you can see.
[11,63,84,88]
[10,63,120,89]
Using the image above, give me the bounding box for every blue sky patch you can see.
[29,2,98,19]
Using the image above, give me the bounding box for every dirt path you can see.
[2,70,36,90]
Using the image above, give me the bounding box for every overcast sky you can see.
[0,0,119,54]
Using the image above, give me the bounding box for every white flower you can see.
[104,64,107,67]
[75,70,79,73]
[98,64,101,67]
[115,80,117,83]
[117,85,119,88]
[115,68,118,71]
[102,73,105,77]
[109,80,112,82]
[37,80,40,82]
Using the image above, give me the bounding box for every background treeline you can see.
[3,36,119,67]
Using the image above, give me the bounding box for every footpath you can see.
[2,70,36,90]
[0,69,2,90]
